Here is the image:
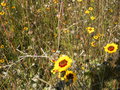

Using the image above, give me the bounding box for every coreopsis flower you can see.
[88,7,93,11]
[91,41,96,47]
[81,66,85,70]
[109,9,113,13]
[77,0,82,2]
[90,16,96,20]
[85,10,90,14]
[0,11,5,15]
[0,59,5,63]
[51,55,72,73]
[0,45,4,48]
[1,2,6,7]
[11,6,16,9]
[53,0,58,4]
[64,70,77,83]
[93,35,99,39]
[104,43,118,53]
[23,27,28,31]
[86,27,95,33]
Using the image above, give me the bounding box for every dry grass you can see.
[0,0,120,90]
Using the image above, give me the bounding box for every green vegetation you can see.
[0,0,120,90]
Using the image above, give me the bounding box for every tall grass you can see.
[0,0,120,90]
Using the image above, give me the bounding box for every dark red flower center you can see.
[66,73,74,80]
[108,46,115,51]
[59,59,68,67]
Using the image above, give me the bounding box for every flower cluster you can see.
[51,55,77,84]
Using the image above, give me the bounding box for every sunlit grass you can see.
[0,0,119,89]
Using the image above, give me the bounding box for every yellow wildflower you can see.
[51,49,56,53]
[85,10,90,14]
[53,0,58,4]
[88,7,93,11]
[64,70,77,83]
[109,9,113,13]
[86,27,95,33]
[90,16,96,20]
[0,45,4,48]
[91,41,96,47]
[46,7,50,11]
[0,11,5,15]
[52,55,72,73]
[11,6,16,9]
[93,35,99,39]
[23,27,28,31]
[0,59,5,63]
[77,0,82,2]
[81,66,85,70]
[1,2,6,7]
[104,43,118,53]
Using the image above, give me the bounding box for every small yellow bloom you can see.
[93,35,99,39]
[64,70,77,83]
[109,9,113,13]
[0,11,5,15]
[93,33,104,39]
[23,27,28,31]
[46,7,50,11]
[81,66,85,70]
[0,45,4,48]
[77,0,82,2]
[88,7,93,11]
[63,29,70,33]
[85,10,90,14]
[11,6,16,9]
[91,41,96,47]
[104,43,118,53]
[86,27,95,33]
[0,59,5,63]
[90,16,96,20]
[53,0,58,4]
[1,2,6,7]
[52,55,72,72]
[51,49,56,53]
